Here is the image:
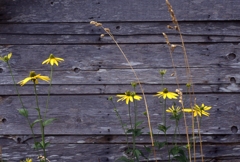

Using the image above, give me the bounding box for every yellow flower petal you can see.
[42,54,64,66]
[18,77,32,86]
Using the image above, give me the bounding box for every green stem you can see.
[33,83,46,161]
[163,99,166,126]
[44,66,53,119]
[133,99,139,162]
[174,120,179,146]
[164,131,171,162]
[127,103,134,161]
[7,63,36,144]
[111,101,130,150]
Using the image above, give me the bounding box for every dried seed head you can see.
[174,26,179,31]
[170,44,177,52]
[100,34,105,38]
[162,33,170,45]
[167,25,174,29]
[95,23,102,27]
[90,21,97,25]
[104,28,110,32]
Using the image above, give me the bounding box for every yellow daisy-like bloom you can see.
[25,158,32,162]
[0,52,12,63]
[116,91,142,105]
[166,106,181,117]
[183,103,212,117]
[154,88,178,99]
[18,71,50,86]
[42,54,64,66]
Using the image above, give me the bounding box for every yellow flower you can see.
[183,103,212,117]
[154,88,178,99]
[159,69,167,76]
[0,52,12,63]
[25,158,32,162]
[42,54,64,66]
[18,71,50,86]
[116,91,142,105]
[166,106,181,116]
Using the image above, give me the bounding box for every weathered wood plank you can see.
[0,67,239,85]
[0,44,239,70]
[1,0,240,22]
[1,22,240,36]
[1,143,240,162]
[2,34,240,44]
[0,84,223,95]
[2,134,240,145]
[0,94,239,135]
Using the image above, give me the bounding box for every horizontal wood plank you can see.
[1,142,240,161]
[1,34,240,44]
[0,44,239,71]
[1,0,240,22]
[0,84,225,95]
[2,134,240,145]
[1,22,240,36]
[0,67,239,85]
[0,94,239,135]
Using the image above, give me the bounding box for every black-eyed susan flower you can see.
[0,52,12,63]
[42,54,64,66]
[154,88,178,99]
[116,91,142,105]
[183,103,212,117]
[18,71,50,86]
[166,106,181,116]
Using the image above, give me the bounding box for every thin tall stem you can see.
[44,66,53,119]
[7,63,36,144]
[33,83,47,161]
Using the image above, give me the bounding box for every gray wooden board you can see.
[2,34,240,44]
[0,94,239,135]
[1,134,240,145]
[0,67,239,85]
[1,22,240,36]
[1,0,240,22]
[0,44,239,70]
[1,143,240,161]
[0,84,224,95]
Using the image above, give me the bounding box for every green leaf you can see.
[18,108,28,118]
[144,145,152,153]
[170,146,180,156]
[158,124,170,133]
[45,142,50,148]
[154,141,166,149]
[34,142,42,149]
[43,118,56,127]
[135,121,143,128]
[30,119,42,128]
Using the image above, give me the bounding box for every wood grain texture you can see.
[0,84,223,95]
[1,22,240,36]
[0,0,240,22]
[1,142,240,162]
[0,94,239,135]
[0,67,239,85]
[0,43,239,71]
[0,0,240,160]
[1,34,240,44]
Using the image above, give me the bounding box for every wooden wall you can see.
[0,0,240,161]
